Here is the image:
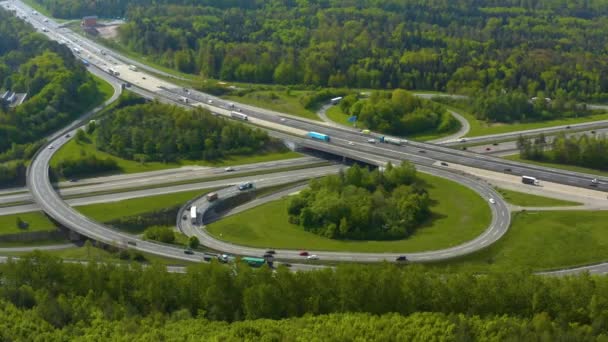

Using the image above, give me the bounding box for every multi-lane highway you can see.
[4,0,608,271]
[0,157,325,208]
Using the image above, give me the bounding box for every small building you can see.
[81,16,98,28]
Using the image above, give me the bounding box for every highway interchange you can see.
[2,0,608,274]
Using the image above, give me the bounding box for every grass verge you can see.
[496,187,581,207]
[504,155,608,178]
[433,210,608,272]
[224,90,320,121]
[441,103,608,138]
[206,172,491,253]
[0,212,59,235]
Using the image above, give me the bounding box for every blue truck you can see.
[307,131,330,142]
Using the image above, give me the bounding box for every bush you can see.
[143,226,175,243]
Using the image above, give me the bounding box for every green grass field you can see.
[504,155,608,178]
[224,90,320,121]
[325,104,461,142]
[496,187,581,207]
[75,188,215,223]
[92,74,115,101]
[51,131,302,177]
[207,172,491,253]
[440,103,608,138]
[0,212,60,235]
[435,210,608,272]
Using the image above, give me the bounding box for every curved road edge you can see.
[177,164,510,263]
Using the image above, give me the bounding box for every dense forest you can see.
[288,162,430,240]
[31,0,608,101]
[95,102,271,163]
[517,133,608,171]
[340,89,457,135]
[3,253,608,340]
[0,8,103,187]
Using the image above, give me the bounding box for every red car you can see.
[299,251,309,256]
[485,147,491,151]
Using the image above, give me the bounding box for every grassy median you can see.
[206,172,491,253]
[495,187,581,207]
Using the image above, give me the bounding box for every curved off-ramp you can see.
[178,164,510,263]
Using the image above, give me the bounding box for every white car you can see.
[307,255,319,260]
[48,145,54,149]
[224,167,234,172]
[280,118,286,122]
[592,178,599,184]
[348,141,355,146]
[489,198,496,204]
[367,138,376,144]
[459,138,467,142]
[208,100,213,104]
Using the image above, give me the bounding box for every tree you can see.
[188,236,200,249]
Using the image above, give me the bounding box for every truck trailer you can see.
[190,206,197,224]
[307,131,330,142]
[522,176,540,185]
[230,111,248,121]
[379,136,404,145]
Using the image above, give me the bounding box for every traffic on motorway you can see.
[5,0,607,273]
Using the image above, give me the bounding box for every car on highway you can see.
[367,138,376,144]
[238,182,254,191]
[127,241,137,246]
[48,145,53,149]
[263,253,274,259]
[489,198,496,204]
[348,141,355,146]
[208,100,213,104]
[184,249,194,255]
[492,142,499,146]
[592,178,599,184]
[142,76,146,80]
[504,168,512,172]
[396,256,408,262]
[265,250,276,254]
[485,147,491,151]
[459,138,467,142]
[65,133,70,138]
[566,125,571,129]
[440,162,449,166]
[418,150,426,153]
[224,166,234,172]
[280,118,286,122]
[307,255,319,260]
[299,251,309,256]
[69,178,78,182]
[592,130,596,134]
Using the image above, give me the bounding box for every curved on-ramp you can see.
[177,163,510,263]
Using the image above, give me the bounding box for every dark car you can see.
[263,253,274,259]
[492,142,499,146]
[418,150,426,153]
[127,241,137,246]
[182,215,187,220]
[396,256,408,262]
[184,249,194,255]
[591,130,596,134]
[265,250,276,254]
[566,125,571,129]
[440,162,449,167]
[299,251,309,256]
[504,168,512,172]
[462,147,467,150]
[282,263,292,268]
[69,178,78,182]
[485,147,491,151]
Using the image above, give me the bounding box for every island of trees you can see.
[0,8,104,187]
[288,162,430,240]
[1,252,608,340]
[95,102,270,163]
[52,99,278,178]
[517,133,608,171]
[340,89,458,135]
